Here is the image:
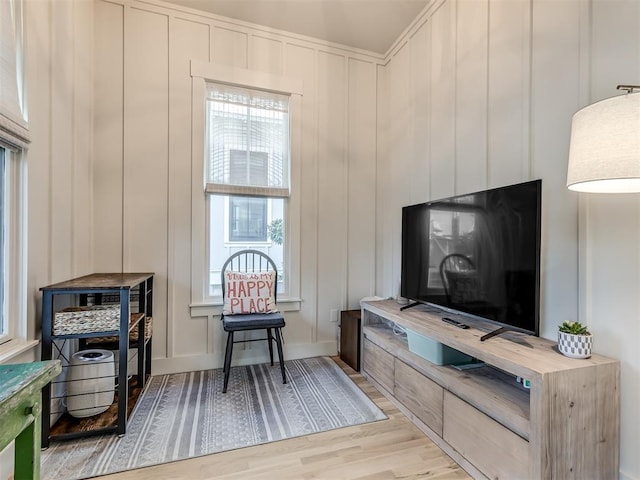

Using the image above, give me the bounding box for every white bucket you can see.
[67,349,115,418]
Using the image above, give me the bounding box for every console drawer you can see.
[395,359,444,436]
[363,338,394,393]
[443,391,529,479]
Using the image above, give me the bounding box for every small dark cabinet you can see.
[339,309,361,371]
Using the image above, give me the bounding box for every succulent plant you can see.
[558,320,590,336]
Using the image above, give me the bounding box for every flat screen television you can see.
[401,179,541,340]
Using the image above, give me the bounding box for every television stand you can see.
[360,298,619,479]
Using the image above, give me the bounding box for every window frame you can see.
[0,146,32,360]
[0,150,6,344]
[0,0,34,362]
[189,61,303,315]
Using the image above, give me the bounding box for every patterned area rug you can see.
[41,357,386,479]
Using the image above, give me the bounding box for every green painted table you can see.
[0,360,61,479]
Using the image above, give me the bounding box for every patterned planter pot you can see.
[558,331,592,359]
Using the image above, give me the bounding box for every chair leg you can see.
[223,331,234,393]
[267,328,274,366]
[274,327,286,384]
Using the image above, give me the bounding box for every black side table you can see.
[40,272,153,447]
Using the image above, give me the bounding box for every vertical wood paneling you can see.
[250,35,283,74]
[26,0,53,338]
[377,1,639,477]
[124,7,169,357]
[50,2,74,281]
[91,0,382,370]
[487,0,531,187]
[347,58,376,307]
[169,17,210,357]
[212,26,247,67]
[317,51,346,341]
[375,62,392,297]
[409,24,431,206]
[590,0,640,102]
[387,46,411,297]
[429,0,455,200]
[284,42,317,343]
[586,197,640,480]
[586,3,640,478]
[21,0,95,363]
[93,1,124,272]
[189,77,206,306]
[72,0,94,276]
[455,0,488,195]
[530,0,581,340]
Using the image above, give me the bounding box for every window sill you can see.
[190,297,301,318]
[0,339,39,364]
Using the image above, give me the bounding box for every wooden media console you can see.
[361,299,619,480]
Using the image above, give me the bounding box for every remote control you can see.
[442,317,469,329]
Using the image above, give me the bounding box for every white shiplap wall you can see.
[27,0,94,343]
[0,0,94,473]
[377,0,639,478]
[92,0,379,372]
[378,0,580,344]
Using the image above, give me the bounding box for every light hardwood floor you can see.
[98,357,471,480]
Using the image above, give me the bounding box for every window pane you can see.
[229,197,267,242]
[205,83,290,197]
[208,195,285,298]
[229,150,268,187]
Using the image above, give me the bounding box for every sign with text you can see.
[223,271,277,315]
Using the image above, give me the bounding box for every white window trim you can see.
[0,0,34,362]
[0,148,35,362]
[189,61,303,316]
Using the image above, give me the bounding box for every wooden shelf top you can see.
[40,273,154,291]
[362,299,618,380]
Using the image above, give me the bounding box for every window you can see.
[205,83,290,298]
[0,146,26,350]
[229,197,267,242]
[0,0,30,358]
[228,150,268,242]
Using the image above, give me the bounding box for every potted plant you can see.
[557,320,592,359]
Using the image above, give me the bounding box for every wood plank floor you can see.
[97,357,471,480]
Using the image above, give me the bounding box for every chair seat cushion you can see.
[223,312,285,331]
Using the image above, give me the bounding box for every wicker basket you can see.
[53,305,120,336]
[87,316,153,345]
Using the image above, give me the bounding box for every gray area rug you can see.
[41,356,386,479]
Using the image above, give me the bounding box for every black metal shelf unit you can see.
[40,273,154,447]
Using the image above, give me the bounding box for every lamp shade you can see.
[567,92,640,193]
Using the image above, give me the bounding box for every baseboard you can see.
[151,341,338,376]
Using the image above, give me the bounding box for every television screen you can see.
[401,179,541,336]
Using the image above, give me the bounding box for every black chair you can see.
[220,249,286,393]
